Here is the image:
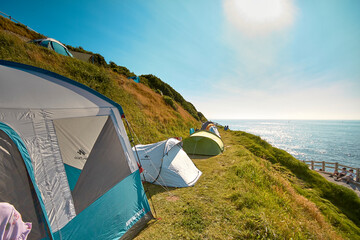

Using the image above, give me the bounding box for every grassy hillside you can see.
[1,15,360,239]
[0,15,45,40]
[137,129,360,239]
[0,16,201,143]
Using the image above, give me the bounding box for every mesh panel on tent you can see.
[0,129,47,240]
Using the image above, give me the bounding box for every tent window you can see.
[54,116,132,214]
[40,40,49,48]
[51,41,69,56]
[0,130,47,240]
[72,117,132,214]
[54,116,108,191]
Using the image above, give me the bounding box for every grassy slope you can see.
[0,16,45,40]
[0,28,199,143]
[137,129,360,239]
[1,17,360,239]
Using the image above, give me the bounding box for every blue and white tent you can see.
[128,76,140,83]
[0,61,153,240]
[201,121,221,138]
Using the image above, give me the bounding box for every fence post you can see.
[322,161,325,171]
[356,168,360,182]
[311,161,314,170]
[335,162,338,173]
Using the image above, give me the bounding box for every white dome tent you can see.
[134,138,202,187]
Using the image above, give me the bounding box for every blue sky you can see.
[2,0,360,119]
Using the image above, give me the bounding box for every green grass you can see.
[136,130,360,239]
[0,15,45,40]
[2,21,360,239]
[234,131,360,228]
[0,30,200,143]
[0,15,202,122]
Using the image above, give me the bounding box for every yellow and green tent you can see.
[182,130,224,156]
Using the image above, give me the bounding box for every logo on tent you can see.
[141,155,151,161]
[77,149,86,155]
[75,149,88,160]
[126,208,145,228]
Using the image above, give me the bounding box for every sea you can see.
[213,120,360,168]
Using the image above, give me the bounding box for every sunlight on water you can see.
[214,120,360,168]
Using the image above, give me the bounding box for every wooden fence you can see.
[303,160,360,182]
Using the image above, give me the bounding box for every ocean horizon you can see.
[213,119,360,169]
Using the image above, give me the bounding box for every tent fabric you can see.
[182,130,224,156]
[52,171,153,240]
[72,117,132,214]
[32,38,73,57]
[201,121,220,137]
[0,127,50,240]
[0,60,152,239]
[63,164,82,191]
[128,76,140,83]
[0,60,124,115]
[134,138,202,187]
[53,115,108,170]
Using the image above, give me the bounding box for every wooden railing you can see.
[303,160,360,182]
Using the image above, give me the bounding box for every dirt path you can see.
[317,171,360,197]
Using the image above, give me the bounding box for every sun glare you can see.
[224,0,296,36]
[235,0,283,23]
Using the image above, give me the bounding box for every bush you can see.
[92,53,107,67]
[109,61,135,78]
[155,89,163,96]
[163,96,177,111]
[140,74,204,120]
[197,112,207,122]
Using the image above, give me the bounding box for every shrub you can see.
[155,89,163,96]
[66,45,107,67]
[140,74,204,120]
[109,61,135,78]
[92,53,107,67]
[163,96,177,111]
[197,112,207,122]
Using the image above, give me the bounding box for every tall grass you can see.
[0,30,200,143]
[0,16,45,39]
[234,131,360,226]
